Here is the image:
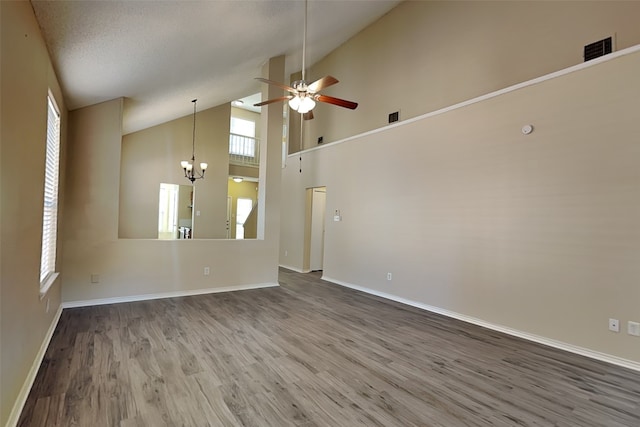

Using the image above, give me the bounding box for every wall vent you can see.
[388,111,399,123]
[584,37,613,62]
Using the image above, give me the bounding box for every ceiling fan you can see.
[253,0,358,120]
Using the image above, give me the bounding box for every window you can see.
[229,117,256,157]
[40,93,61,295]
[230,117,255,137]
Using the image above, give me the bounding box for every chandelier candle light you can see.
[181,99,208,183]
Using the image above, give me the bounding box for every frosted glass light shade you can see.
[288,95,315,114]
[288,96,301,111]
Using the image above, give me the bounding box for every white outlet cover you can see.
[609,318,620,332]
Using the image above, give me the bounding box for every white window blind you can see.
[230,117,255,137]
[229,117,257,157]
[40,94,61,290]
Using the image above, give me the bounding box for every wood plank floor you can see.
[19,268,640,426]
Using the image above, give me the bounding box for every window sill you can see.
[39,272,59,300]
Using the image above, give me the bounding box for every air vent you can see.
[584,37,613,62]
[388,111,399,124]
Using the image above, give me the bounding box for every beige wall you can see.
[60,56,284,304]
[291,0,640,150]
[280,49,640,364]
[229,164,259,179]
[0,2,68,425]
[119,104,231,239]
[177,184,193,232]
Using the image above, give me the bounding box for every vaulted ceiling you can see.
[31,0,401,134]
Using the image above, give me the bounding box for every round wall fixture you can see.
[522,124,534,135]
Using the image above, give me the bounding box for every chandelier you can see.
[180,99,208,183]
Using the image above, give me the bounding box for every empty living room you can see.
[2,1,640,426]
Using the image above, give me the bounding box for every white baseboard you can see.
[62,282,280,309]
[6,304,63,427]
[279,264,310,274]
[321,275,640,373]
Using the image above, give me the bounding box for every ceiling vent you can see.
[584,36,613,62]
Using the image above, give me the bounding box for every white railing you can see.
[229,133,259,167]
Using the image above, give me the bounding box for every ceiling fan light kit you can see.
[288,92,316,113]
[254,0,357,119]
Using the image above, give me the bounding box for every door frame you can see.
[304,186,326,272]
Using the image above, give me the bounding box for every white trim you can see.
[6,304,63,427]
[61,282,280,309]
[39,271,59,300]
[322,276,640,373]
[279,264,311,274]
[291,43,640,157]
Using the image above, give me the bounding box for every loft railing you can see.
[229,133,259,167]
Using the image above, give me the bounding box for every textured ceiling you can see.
[31,0,401,134]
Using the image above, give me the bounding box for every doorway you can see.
[305,187,326,272]
[236,197,253,239]
[158,183,179,239]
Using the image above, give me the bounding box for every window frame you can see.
[39,91,61,297]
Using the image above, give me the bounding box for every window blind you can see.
[40,94,61,288]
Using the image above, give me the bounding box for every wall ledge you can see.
[322,275,640,373]
[62,282,279,308]
[290,42,640,158]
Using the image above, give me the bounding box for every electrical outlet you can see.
[387,273,392,281]
[284,250,288,257]
[204,267,210,276]
[609,318,620,332]
[628,321,640,337]
[91,274,100,284]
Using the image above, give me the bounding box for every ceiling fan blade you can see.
[255,77,297,94]
[303,110,314,120]
[307,75,339,93]
[316,94,358,110]
[253,95,292,107]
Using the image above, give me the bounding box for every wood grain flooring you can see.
[18,268,640,426]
